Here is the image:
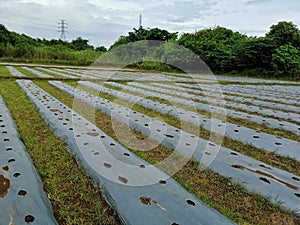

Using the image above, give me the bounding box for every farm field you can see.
[0,65,299,225]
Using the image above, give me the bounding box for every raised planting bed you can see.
[129,82,300,123]
[7,66,26,77]
[50,80,300,215]
[0,94,58,224]
[104,81,300,160]
[153,83,300,114]
[18,79,236,225]
[22,67,53,78]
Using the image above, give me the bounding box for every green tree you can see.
[0,24,10,46]
[178,26,247,72]
[266,21,300,49]
[95,45,107,52]
[271,44,300,78]
[70,37,94,51]
[110,27,177,49]
[109,36,129,50]
[237,37,276,72]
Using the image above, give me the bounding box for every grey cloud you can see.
[142,0,217,27]
[0,0,299,48]
[245,0,272,5]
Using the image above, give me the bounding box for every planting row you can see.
[37,67,216,82]
[7,66,300,88]
[94,83,300,135]
[22,67,53,78]
[6,66,26,77]
[180,83,300,106]
[37,67,77,79]
[49,80,300,214]
[152,83,300,114]
[9,67,299,134]
[0,94,58,224]
[18,79,235,225]
[168,72,299,84]
[218,84,300,100]
[104,81,300,158]
[48,67,300,105]
[129,82,300,123]
[53,68,299,84]
[51,68,99,79]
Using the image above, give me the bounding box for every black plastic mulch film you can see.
[0,95,58,224]
[17,79,236,225]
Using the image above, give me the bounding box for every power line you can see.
[58,19,68,40]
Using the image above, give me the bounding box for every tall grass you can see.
[0,45,103,66]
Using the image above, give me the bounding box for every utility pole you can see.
[139,14,142,28]
[58,19,68,40]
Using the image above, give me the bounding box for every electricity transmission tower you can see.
[58,19,68,40]
[139,14,142,28]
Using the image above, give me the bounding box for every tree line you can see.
[108,22,300,79]
[0,24,107,65]
[0,21,300,79]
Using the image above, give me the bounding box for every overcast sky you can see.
[0,0,299,48]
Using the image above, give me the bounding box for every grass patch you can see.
[0,80,119,225]
[0,65,11,77]
[37,80,300,225]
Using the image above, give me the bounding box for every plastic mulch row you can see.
[220,84,300,101]
[131,82,300,134]
[180,83,300,106]
[37,67,77,79]
[18,79,236,225]
[51,80,300,215]
[104,81,300,160]
[161,72,298,84]
[129,82,300,123]
[0,94,58,225]
[153,82,300,114]
[22,67,53,78]
[6,66,26,77]
[135,83,300,135]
